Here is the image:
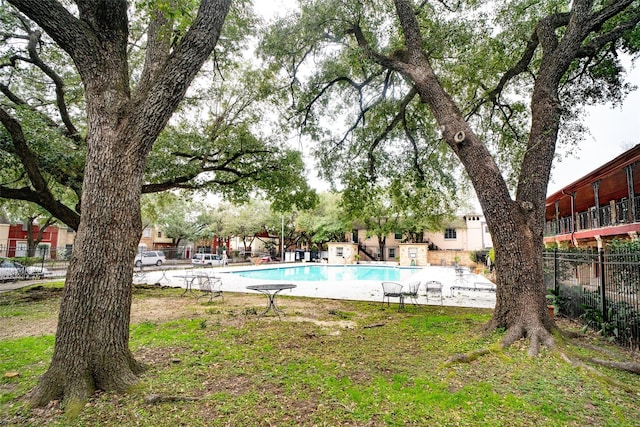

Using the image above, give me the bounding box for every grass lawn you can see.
[1,282,639,426]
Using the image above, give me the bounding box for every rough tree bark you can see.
[6,0,231,407]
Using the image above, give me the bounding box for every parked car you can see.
[134,251,166,267]
[24,264,50,279]
[0,258,24,282]
[0,259,47,281]
[191,253,223,266]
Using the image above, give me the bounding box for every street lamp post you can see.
[281,215,285,262]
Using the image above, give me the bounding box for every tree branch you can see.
[136,6,172,99]
[0,185,80,230]
[6,0,93,63]
[299,76,367,127]
[483,34,539,111]
[578,8,640,57]
[129,0,232,155]
[347,24,406,72]
[367,87,418,178]
[143,147,285,193]
[587,0,635,32]
[400,89,426,181]
[393,0,425,58]
[0,106,80,229]
[0,106,49,193]
[23,28,80,140]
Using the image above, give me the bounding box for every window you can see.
[388,248,396,259]
[15,242,28,257]
[444,228,457,240]
[142,228,151,237]
[394,231,402,240]
[157,231,162,238]
[336,247,344,257]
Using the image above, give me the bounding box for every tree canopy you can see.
[260,0,638,193]
[0,1,316,231]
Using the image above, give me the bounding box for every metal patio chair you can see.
[402,281,421,306]
[381,281,405,309]
[423,280,443,305]
[196,274,223,303]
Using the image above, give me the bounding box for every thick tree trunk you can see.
[397,54,555,341]
[483,206,556,354]
[29,130,146,407]
[424,87,557,352]
[447,123,557,353]
[8,0,232,407]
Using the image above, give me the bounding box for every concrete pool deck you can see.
[144,264,496,310]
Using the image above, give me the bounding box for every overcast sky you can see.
[547,61,640,195]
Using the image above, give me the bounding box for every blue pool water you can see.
[229,265,421,282]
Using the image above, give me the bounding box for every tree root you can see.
[554,351,640,394]
[144,394,201,404]
[555,328,640,376]
[363,323,385,329]
[445,322,640,382]
[27,352,145,410]
[444,348,493,366]
[584,358,640,375]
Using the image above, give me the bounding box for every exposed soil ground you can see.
[0,282,600,349]
[0,284,359,339]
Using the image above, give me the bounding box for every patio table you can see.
[246,283,297,318]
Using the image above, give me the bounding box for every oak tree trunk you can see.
[29,82,148,405]
[482,202,556,354]
[7,0,232,407]
[29,149,146,405]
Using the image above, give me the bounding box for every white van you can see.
[191,253,223,266]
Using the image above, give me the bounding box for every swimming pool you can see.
[228,265,421,282]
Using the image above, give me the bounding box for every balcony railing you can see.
[545,198,640,237]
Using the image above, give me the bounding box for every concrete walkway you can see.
[144,264,497,309]
[2,264,497,310]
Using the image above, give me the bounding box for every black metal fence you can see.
[543,249,640,349]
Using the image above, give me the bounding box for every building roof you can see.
[546,144,640,214]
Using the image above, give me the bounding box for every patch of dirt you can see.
[130,296,199,324]
[1,288,363,339]
[0,285,63,304]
